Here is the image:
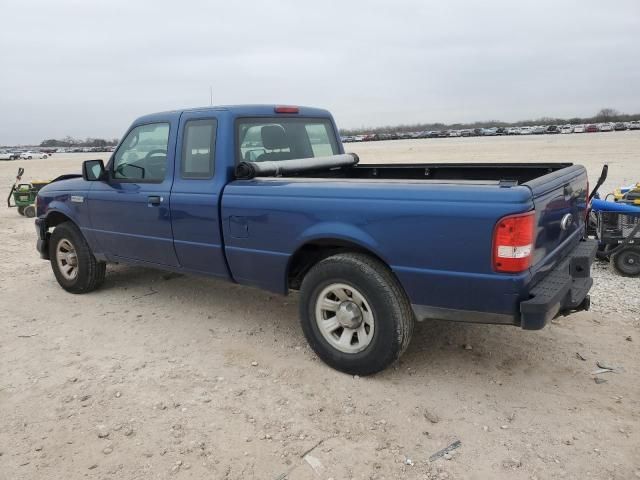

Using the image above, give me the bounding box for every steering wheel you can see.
[144,149,167,160]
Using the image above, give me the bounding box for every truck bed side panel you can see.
[221,179,534,316]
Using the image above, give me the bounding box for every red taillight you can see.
[274,105,299,114]
[492,211,535,273]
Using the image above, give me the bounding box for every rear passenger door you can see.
[170,112,230,278]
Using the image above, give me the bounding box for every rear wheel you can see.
[23,205,36,218]
[610,246,640,277]
[299,252,414,376]
[49,221,106,293]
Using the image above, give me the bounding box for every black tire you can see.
[595,244,612,261]
[23,205,36,218]
[299,252,414,376]
[17,206,25,216]
[610,246,640,277]
[49,221,106,293]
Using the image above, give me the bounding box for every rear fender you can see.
[295,222,388,263]
[285,222,394,292]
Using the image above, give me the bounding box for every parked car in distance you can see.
[614,122,627,131]
[545,125,560,134]
[519,126,533,135]
[599,123,613,132]
[532,126,545,135]
[33,104,597,375]
[482,128,498,136]
[459,129,473,137]
[573,124,586,133]
[629,121,640,130]
[507,127,520,135]
[20,151,48,159]
[0,150,20,160]
[560,125,574,134]
[585,124,599,133]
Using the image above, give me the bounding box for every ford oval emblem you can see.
[560,213,574,231]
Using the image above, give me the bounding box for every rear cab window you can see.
[237,117,339,163]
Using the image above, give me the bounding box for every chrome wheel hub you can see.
[56,239,79,281]
[315,283,375,354]
[336,301,363,329]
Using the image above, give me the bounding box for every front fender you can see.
[41,193,101,256]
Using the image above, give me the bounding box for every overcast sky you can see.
[1,0,639,144]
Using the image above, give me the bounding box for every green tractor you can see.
[7,168,50,218]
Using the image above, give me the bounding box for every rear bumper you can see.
[35,217,50,260]
[519,239,597,330]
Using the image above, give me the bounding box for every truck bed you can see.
[301,162,573,185]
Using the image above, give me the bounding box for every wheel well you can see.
[287,240,389,291]
[46,211,73,229]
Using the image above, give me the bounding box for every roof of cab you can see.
[133,105,333,124]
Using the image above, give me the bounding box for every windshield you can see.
[237,117,339,163]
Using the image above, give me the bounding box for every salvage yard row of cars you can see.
[342,120,640,142]
[2,121,639,159]
[0,146,116,161]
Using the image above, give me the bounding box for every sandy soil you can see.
[1,132,639,479]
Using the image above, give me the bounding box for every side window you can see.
[305,123,334,157]
[113,123,170,182]
[182,119,217,179]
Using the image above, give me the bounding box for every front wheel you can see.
[299,252,414,376]
[610,246,640,277]
[49,221,106,293]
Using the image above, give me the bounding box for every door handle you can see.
[148,195,162,206]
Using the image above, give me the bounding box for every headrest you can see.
[261,125,288,150]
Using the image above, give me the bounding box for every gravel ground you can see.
[1,133,639,479]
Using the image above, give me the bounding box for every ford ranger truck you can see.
[35,105,597,375]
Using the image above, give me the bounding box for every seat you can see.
[255,125,294,162]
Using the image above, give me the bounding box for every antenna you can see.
[209,86,213,106]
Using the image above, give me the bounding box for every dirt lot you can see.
[1,132,639,479]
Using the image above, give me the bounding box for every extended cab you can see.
[35,105,597,375]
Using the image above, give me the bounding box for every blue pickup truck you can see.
[35,105,597,375]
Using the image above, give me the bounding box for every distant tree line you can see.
[39,136,119,147]
[339,108,640,135]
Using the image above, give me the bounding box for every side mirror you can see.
[82,159,106,181]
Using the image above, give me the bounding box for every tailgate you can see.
[525,165,589,282]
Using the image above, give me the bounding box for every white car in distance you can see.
[20,151,49,159]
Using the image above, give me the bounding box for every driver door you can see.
[87,120,180,266]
